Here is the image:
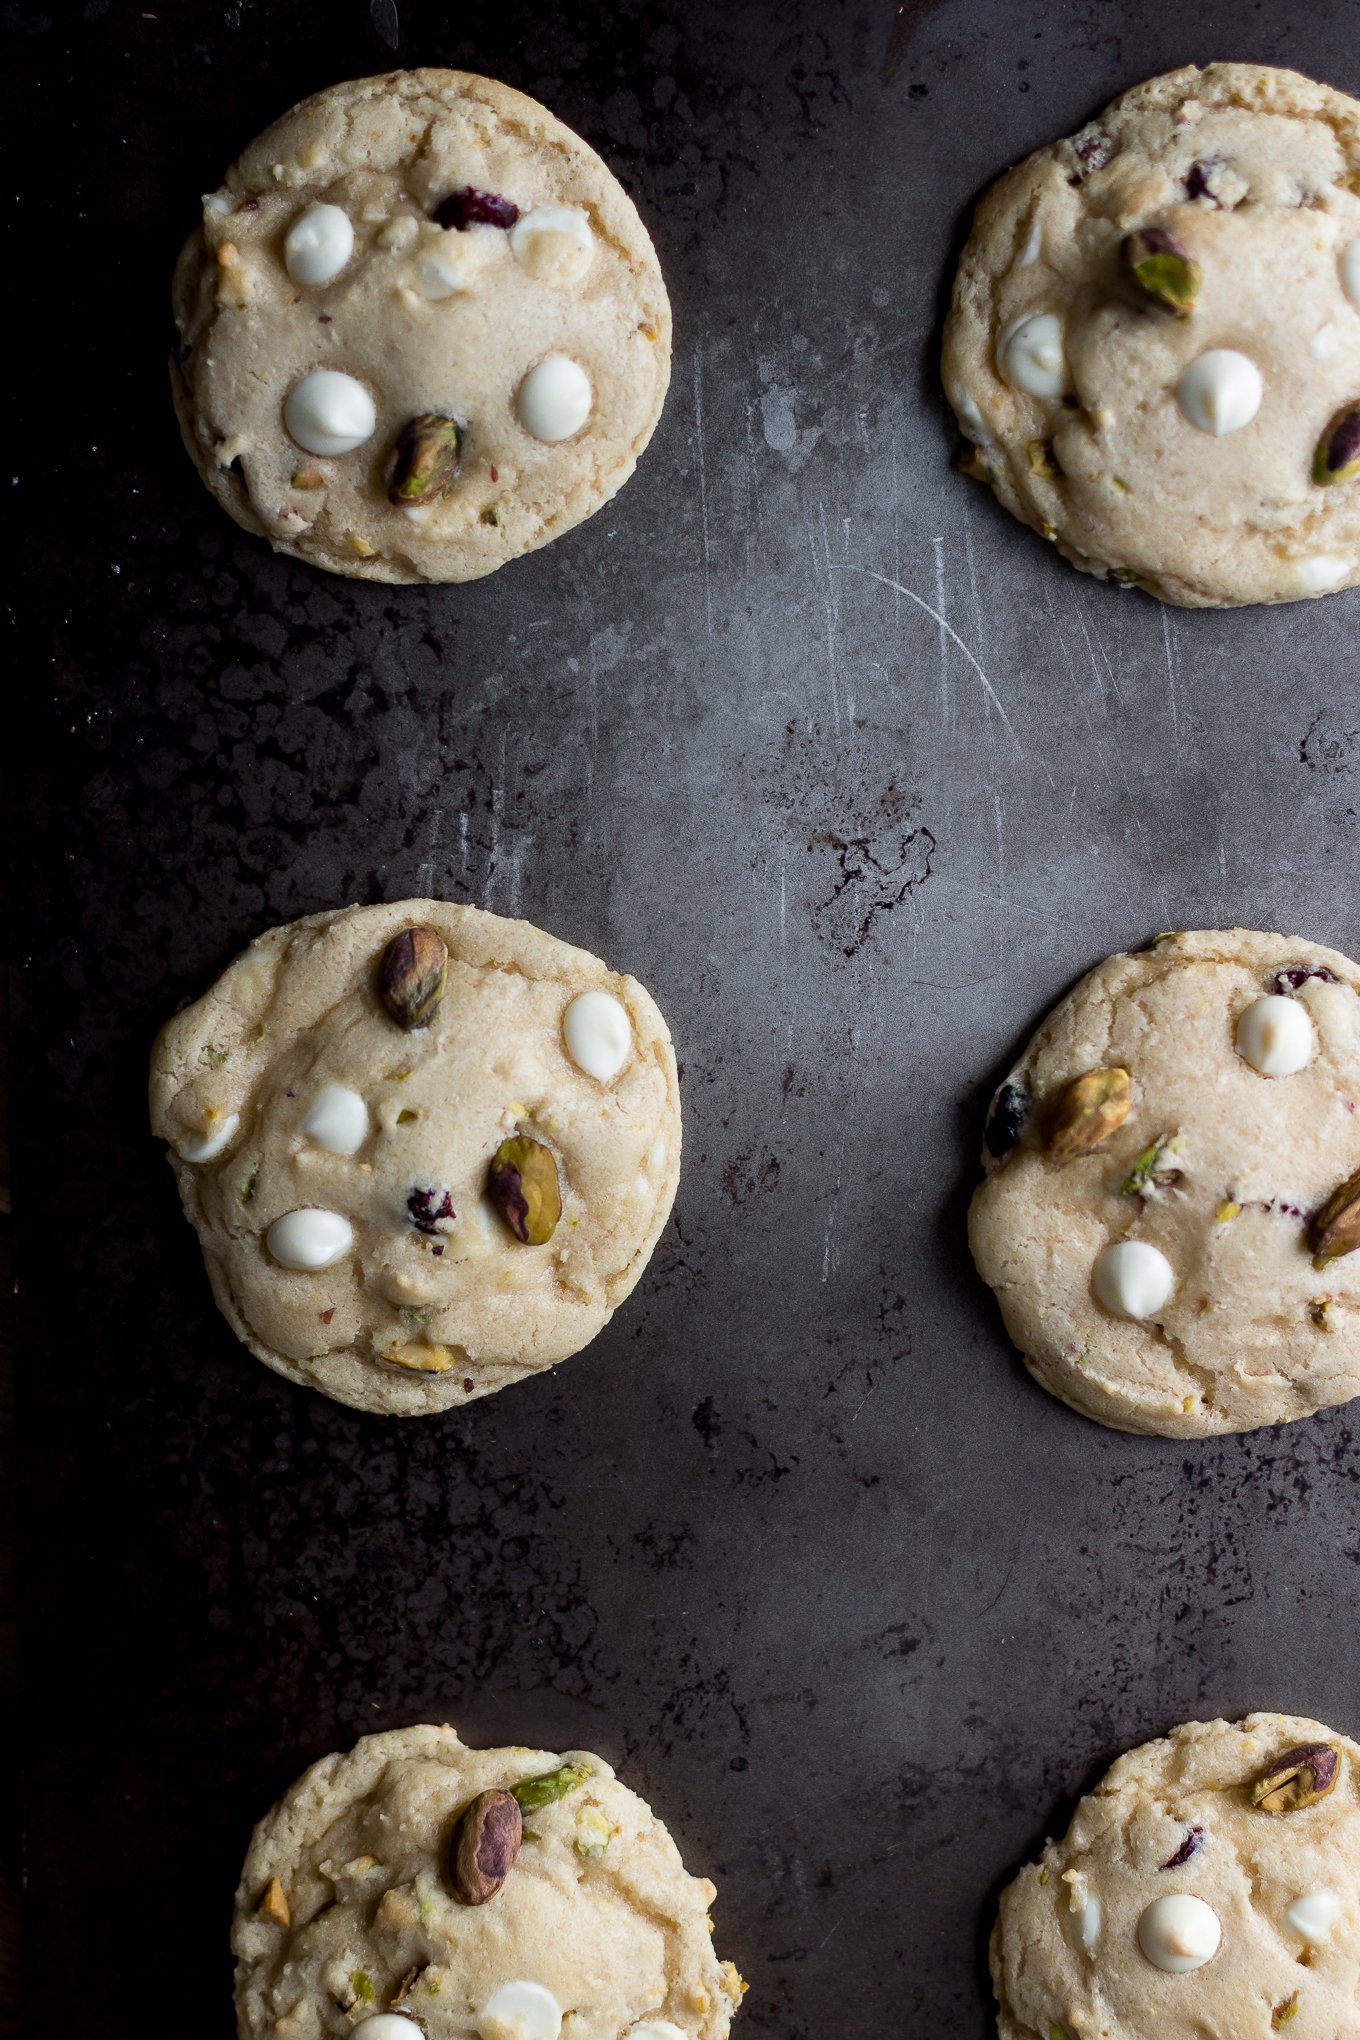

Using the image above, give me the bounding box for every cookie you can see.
[969,929,1360,1437]
[992,1713,1360,2039]
[171,69,671,583]
[149,901,681,1416]
[942,64,1360,607]
[233,1724,745,2039]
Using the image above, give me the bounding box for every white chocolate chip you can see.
[175,1111,240,1163]
[1093,1240,1174,1320]
[283,369,376,456]
[1018,216,1044,267]
[477,1981,563,2040]
[1176,350,1263,435]
[266,1208,353,1271]
[204,191,232,216]
[283,203,355,286]
[510,204,594,285]
[1076,1892,1103,1952]
[952,387,993,447]
[563,989,632,1081]
[1235,994,1315,1077]
[1341,240,1360,311]
[1296,555,1350,593]
[416,244,467,299]
[628,2027,689,2040]
[1286,1889,1341,1944]
[517,354,593,442]
[353,2019,424,2040]
[1311,321,1340,361]
[997,312,1068,398]
[1137,1893,1222,1973]
[300,1083,369,1155]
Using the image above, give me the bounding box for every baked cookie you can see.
[171,69,671,583]
[969,929,1360,1437]
[233,1725,745,2039]
[149,901,680,1416]
[943,64,1360,607]
[992,1714,1360,2039]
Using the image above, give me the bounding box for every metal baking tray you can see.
[12,0,1360,2032]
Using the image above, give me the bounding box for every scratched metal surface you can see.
[9,0,1360,2033]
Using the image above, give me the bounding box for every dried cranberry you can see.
[985,1081,1029,1160]
[1160,1825,1204,1870]
[236,197,260,214]
[1273,966,1338,995]
[1185,159,1225,203]
[433,186,520,231]
[407,1185,455,1233]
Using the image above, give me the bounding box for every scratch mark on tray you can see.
[931,534,950,732]
[693,350,713,637]
[832,563,1022,754]
[821,1132,845,1283]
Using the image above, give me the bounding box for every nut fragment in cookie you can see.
[378,924,448,1030]
[170,70,671,584]
[231,1725,743,2039]
[1043,1066,1132,1159]
[149,900,681,1415]
[942,63,1360,606]
[1251,1741,1341,1812]
[968,929,1360,1436]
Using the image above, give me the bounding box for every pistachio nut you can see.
[487,1135,562,1245]
[256,1876,290,1926]
[1250,1741,1341,1813]
[382,1340,458,1374]
[1313,400,1360,487]
[450,1787,522,1905]
[392,1967,424,2006]
[1120,1133,1184,1197]
[386,412,463,506]
[1309,1166,1360,1266]
[1043,1066,1132,1160]
[510,1760,592,1811]
[957,443,990,481]
[1026,438,1060,478]
[1273,1996,1301,2030]
[378,924,448,1030]
[1122,226,1202,315]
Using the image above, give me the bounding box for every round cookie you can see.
[942,64,1360,607]
[992,1713,1360,2039]
[171,69,671,583]
[233,1724,746,2038]
[969,929,1360,1437]
[149,900,681,1415]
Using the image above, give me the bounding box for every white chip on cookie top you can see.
[1285,1889,1341,1942]
[998,312,1068,398]
[1235,994,1315,1078]
[300,1082,370,1155]
[283,202,354,286]
[175,1110,240,1163]
[517,353,594,441]
[563,988,632,1081]
[283,369,377,456]
[1295,554,1351,592]
[1137,1892,1222,1973]
[628,2025,689,2039]
[1342,240,1360,311]
[478,1980,563,2040]
[352,2017,424,2039]
[266,1207,354,1270]
[1093,1239,1175,1320]
[510,204,594,285]
[1176,350,1264,436]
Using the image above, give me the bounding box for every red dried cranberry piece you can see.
[1160,1825,1205,1870]
[433,186,520,231]
[1273,966,1338,995]
[407,1185,455,1233]
[1185,160,1224,203]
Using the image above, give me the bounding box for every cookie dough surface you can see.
[992,1714,1360,2040]
[149,901,681,1416]
[943,64,1360,607]
[233,1725,744,2040]
[969,929,1360,1437]
[172,69,671,583]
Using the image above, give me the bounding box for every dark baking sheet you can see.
[9,0,1360,2032]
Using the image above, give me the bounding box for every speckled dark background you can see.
[8,0,1360,2032]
